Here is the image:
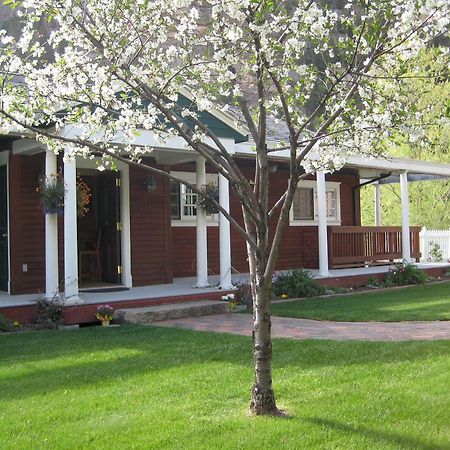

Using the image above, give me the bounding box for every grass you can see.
[270,282,450,322]
[1,325,449,449]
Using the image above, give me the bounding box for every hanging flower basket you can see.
[36,174,91,217]
[36,174,65,215]
[197,183,219,214]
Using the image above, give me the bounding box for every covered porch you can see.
[3,134,450,305]
[8,134,237,303]
[310,156,450,275]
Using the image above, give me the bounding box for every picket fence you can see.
[419,228,450,262]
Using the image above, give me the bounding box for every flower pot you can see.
[101,319,110,327]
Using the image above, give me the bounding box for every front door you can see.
[97,172,122,284]
[0,165,8,291]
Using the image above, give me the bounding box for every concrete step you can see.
[114,300,229,324]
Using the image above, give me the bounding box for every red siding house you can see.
[0,111,449,317]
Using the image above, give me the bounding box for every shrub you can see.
[367,275,379,287]
[36,297,64,328]
[272,269,324,299]
[385,262,427,286]
[0,313,11,332]
[428,241,443,262]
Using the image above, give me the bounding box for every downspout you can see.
[352,172,392,225]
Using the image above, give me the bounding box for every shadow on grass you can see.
[0,325,448,401]
[306,417,448,450]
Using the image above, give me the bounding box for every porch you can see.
[1,262,448,324]
[2,137,450,305]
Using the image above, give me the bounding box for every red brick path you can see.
[155,314,450,341]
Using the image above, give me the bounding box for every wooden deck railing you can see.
[328,226,421,268]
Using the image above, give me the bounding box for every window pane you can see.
[183,187,197,217]
[170,181,181,219]
[293,188,314,220]
[326,190,336,218]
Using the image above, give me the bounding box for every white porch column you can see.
[195,156,209,287]
[400,171,411,262]
[45,149,59,299]
[374,183,382,227]
[63,148,82,304]
[120,166,132,288]
[317,170,330,277]
[219,173,233,289]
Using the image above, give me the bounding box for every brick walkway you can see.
[155,313,450,341]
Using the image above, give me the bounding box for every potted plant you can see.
[95,304,114,326]
[222,293,238,310]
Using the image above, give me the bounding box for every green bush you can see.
[367,275,379,287]
[272,269,324,299]
[384,262,428,286]
[0,313,11,331]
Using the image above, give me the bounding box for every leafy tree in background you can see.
[1,0,449,415]
[361,49,450,228]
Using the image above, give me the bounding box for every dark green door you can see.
[0,165,8,291]
[97,172,121,284]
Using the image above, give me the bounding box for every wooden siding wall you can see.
[9,154,46,294]
[129,162,172,286]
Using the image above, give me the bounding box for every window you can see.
[290,180,341,225]
[170,180,181,219]
[170,172,218,226]
[293,188,314,220]
[182,186,197,217]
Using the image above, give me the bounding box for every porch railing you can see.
[328,226,421,268]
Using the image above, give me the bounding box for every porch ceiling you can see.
[7,132,450,179]
[377,173,450,184]
[343,155,450,179]
[151,147,201,165]
[235,142,450,180]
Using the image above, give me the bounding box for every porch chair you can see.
[79,229,102,282]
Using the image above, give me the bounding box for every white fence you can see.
[419,228,450,262]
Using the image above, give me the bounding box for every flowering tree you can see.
[0,0,448,415]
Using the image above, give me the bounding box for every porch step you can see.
[114,300,229,324]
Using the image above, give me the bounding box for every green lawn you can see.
[270,282,450,322]
[1,326,449,449]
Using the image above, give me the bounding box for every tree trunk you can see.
[249,275,280,415]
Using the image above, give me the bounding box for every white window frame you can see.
[290,179,341,226]
[170,171,219,227]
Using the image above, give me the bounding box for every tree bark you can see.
[249,264,280,415]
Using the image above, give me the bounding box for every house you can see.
[1,108,450,323]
